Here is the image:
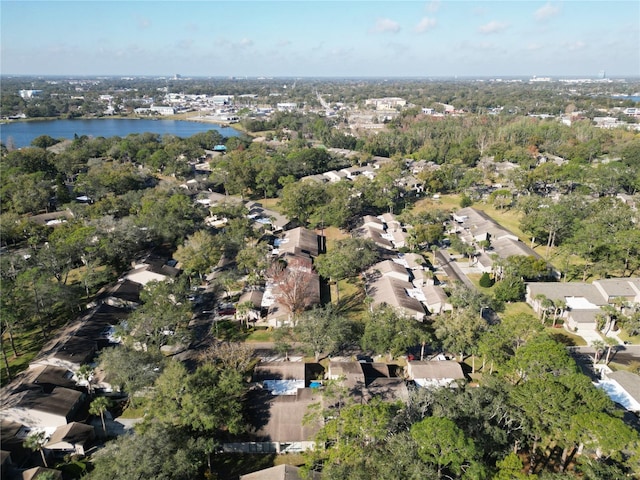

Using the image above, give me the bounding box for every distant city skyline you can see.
[2,1,639,78]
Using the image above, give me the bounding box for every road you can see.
[570,345,640,366]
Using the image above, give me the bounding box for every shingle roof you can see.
[607,370,640,404]
[45,422,94,447]
[406,360,465,381]
[240,464,321,480]
[253,361,307,382]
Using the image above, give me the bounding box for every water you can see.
[0,118,242,148]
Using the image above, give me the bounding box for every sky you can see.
[1,0,639,78]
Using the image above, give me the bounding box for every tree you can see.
[148,361,246,435]
[278,180,326,225]
[493,275,525,303]
[494,452,528,480]
[122,279,192,351]
[88,422,207,480]
[173,230,221,280]
[294,306,353,361]
[268,256,318,321]
[314,238,378,303]
[76,364,95,394]
[89,396,112,435]
[361,305,427,359]
[434,308,486,361]
[97,346,164,407]
[410,416,483,479]
[24,431,48,467]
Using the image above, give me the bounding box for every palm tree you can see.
[590,339,606,363]
[24,431,48,467]
[603,337,619,365]
[89,396,112,435]
[76,364,94,394]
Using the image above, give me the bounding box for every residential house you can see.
[44,422,95,456]
[22,467,63,480]
[600,370,640,413]
[368,260,411,283]
[406,360,465,388]
[225,387,323,454]
[526,278,640,332]
[237,290,265,322]
[0,387,84,431]
[323,170,348,183]
[420,284,453,315]
[364,262,426,321]
[240,464,321,480]
[123,252,180,286]
[275,227,322,258]
[252,361,307,396]
[327,361,408,403]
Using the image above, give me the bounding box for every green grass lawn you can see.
[502,301,536,317]
[245,329,274,342]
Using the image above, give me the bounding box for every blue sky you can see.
[2,1,639,77]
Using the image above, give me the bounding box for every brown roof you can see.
[247,388,323,443]
[253,362,307,382]
[239,290,264,309]
[45,422,94,448]
[406,360,465,380]
[367,276,426,319]
[278,227,320,257]
[240,464,321,480]
[22,467,62,480]
[2,387,83,418]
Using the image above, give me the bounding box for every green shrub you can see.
[479,272,494,288]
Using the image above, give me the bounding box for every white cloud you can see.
[425,1,440,13]
[478,21,509,34]
[535,2,560,21]
[415,17,437,33]
[238,38,253,48]
[370,18,401,34]
[526,42,544,51]
[277,39,292,47]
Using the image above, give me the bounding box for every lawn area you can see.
[245,328,274,342]
[260,197,282,211]
[546,327,587,346]
[412,193,462,213]
[323,226,349,249]
[502,301,537,318]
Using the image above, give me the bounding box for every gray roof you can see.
[454,207,515,241]
[607,370,640,404]
[368,260,410,280]
[526,282,608,306]
[567,309,601,324]
[406,361,465,380]
[490,236,541,260]
[240,464,321,480]
[253,361,307,382]
[594,278,640,299]
[367,275,426,318]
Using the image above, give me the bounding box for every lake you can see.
[0,118,242,149]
